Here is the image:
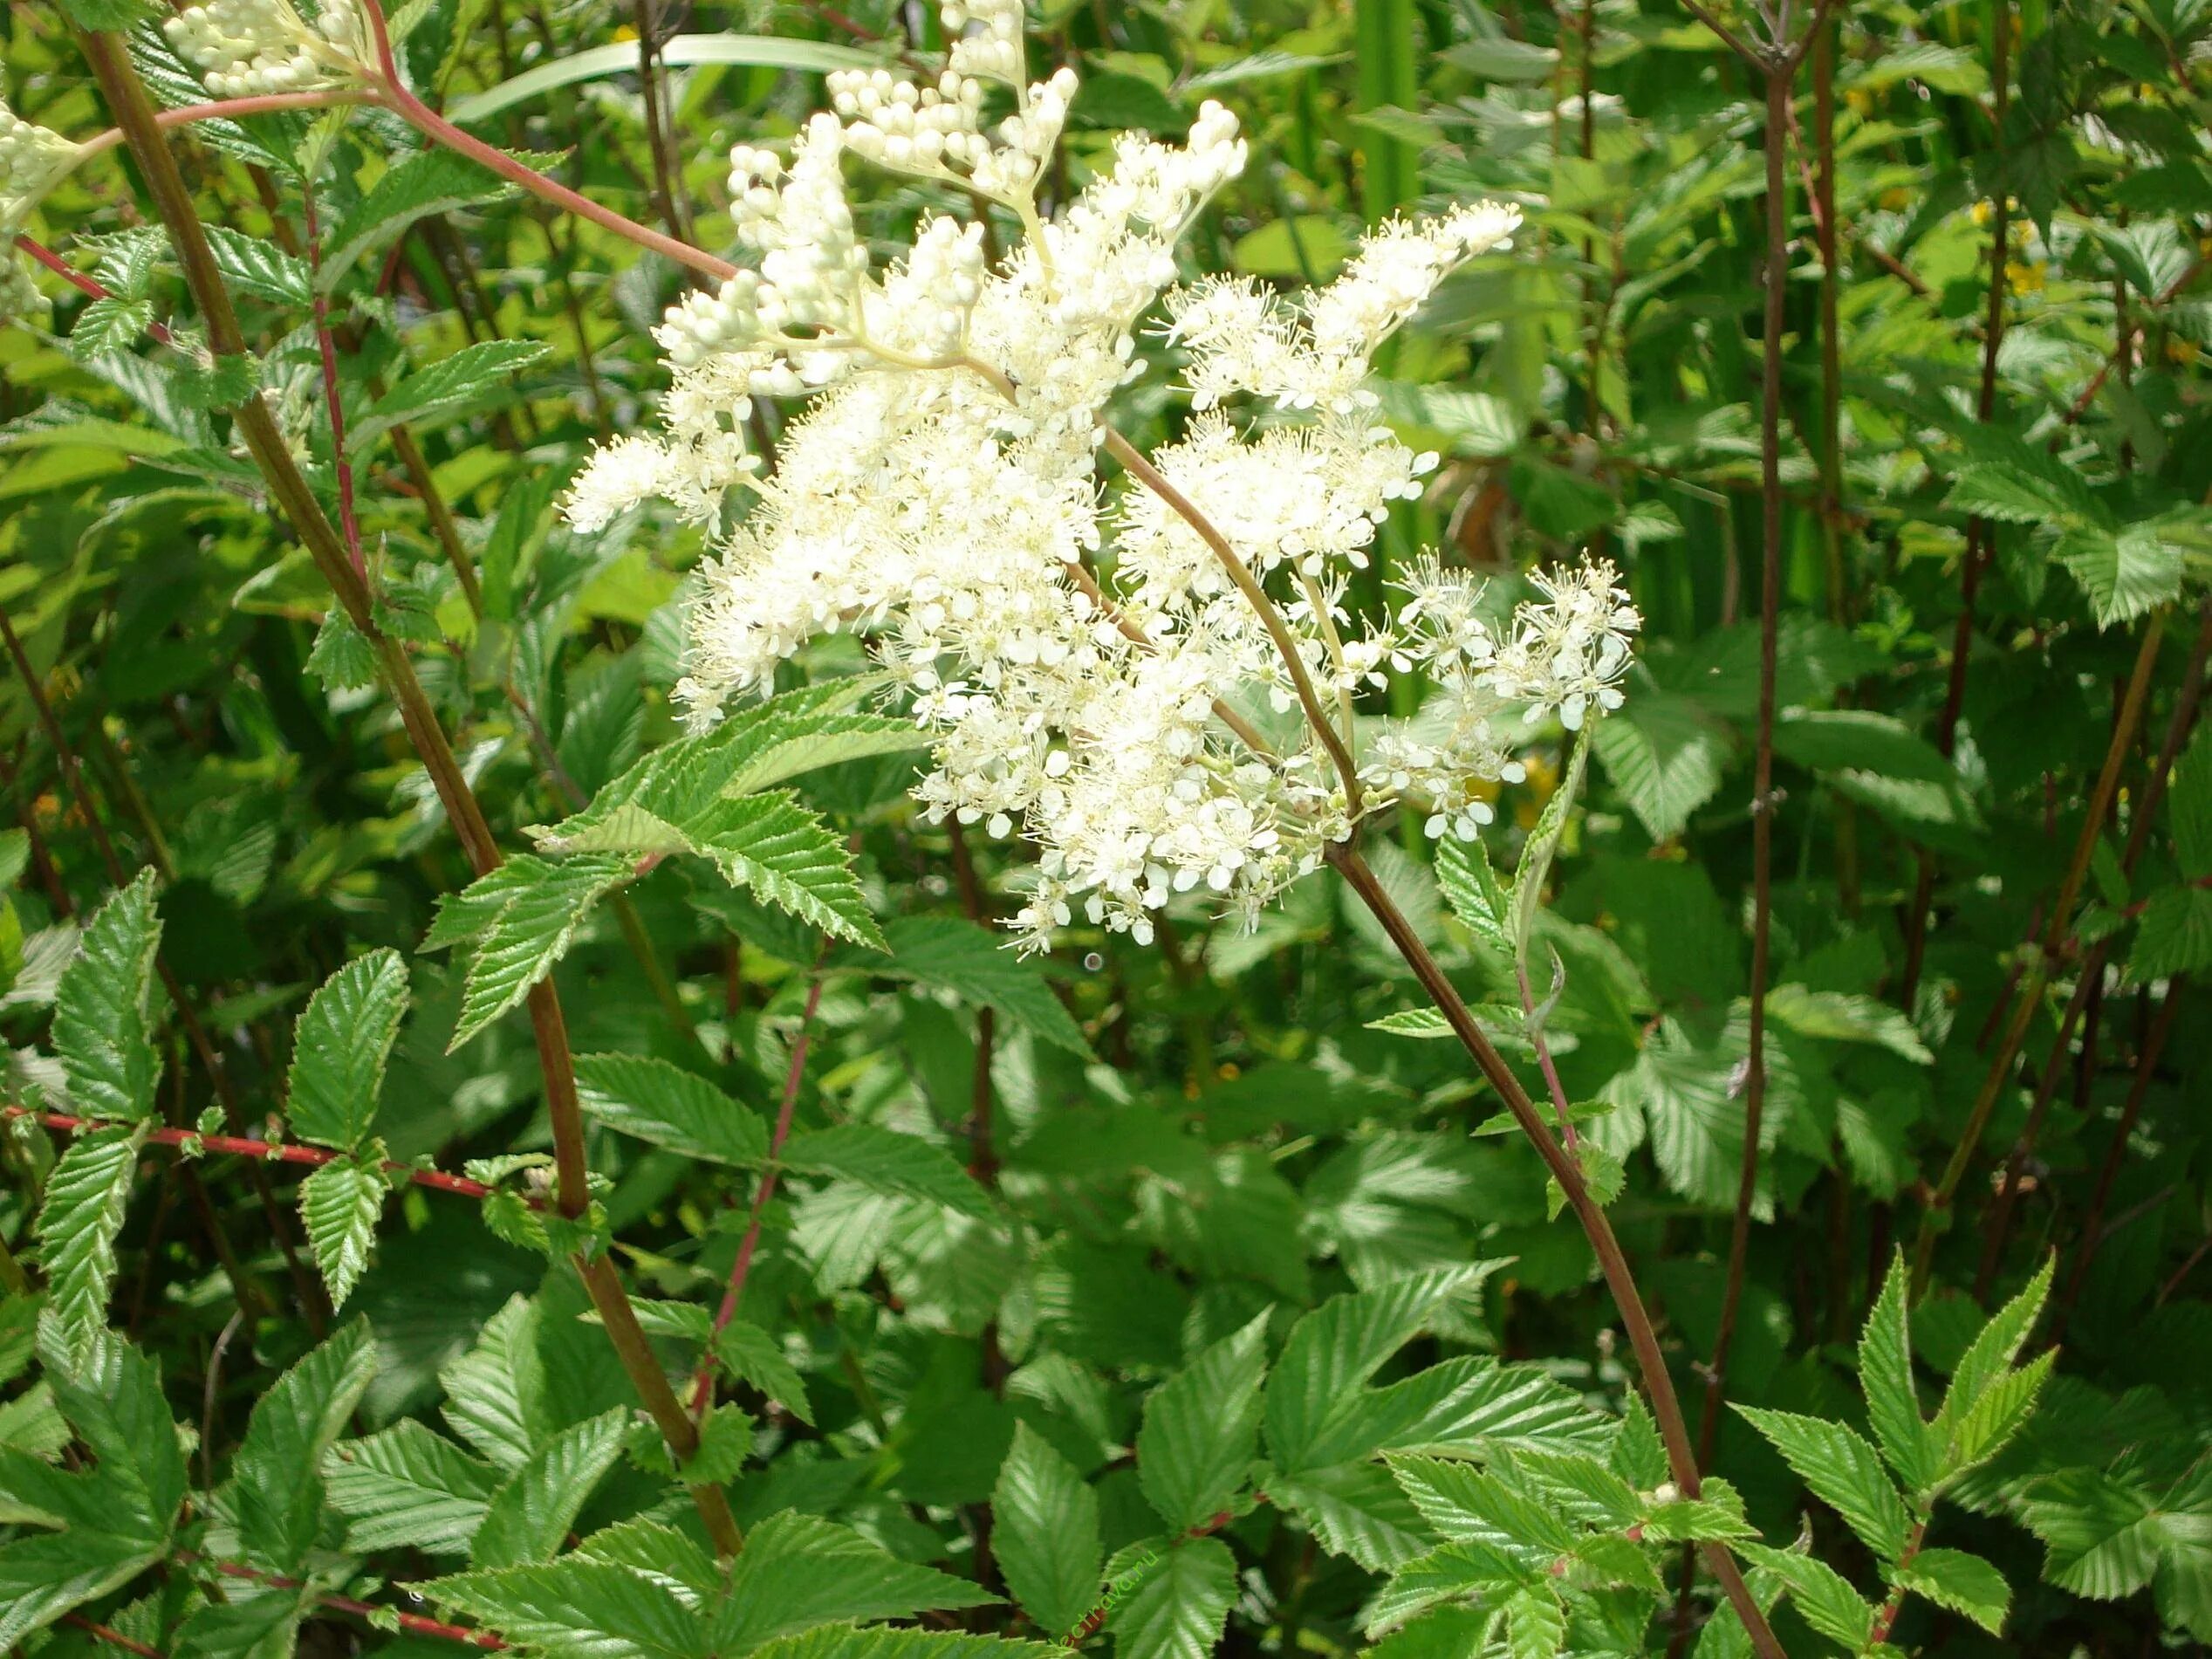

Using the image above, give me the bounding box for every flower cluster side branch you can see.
[1325,844,1788,1659]
[72,23,743,1559]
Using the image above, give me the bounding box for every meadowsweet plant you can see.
[3,0,2209,1656]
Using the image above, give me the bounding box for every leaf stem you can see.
[1326,842,1787,1659]
[75,23,743,1557]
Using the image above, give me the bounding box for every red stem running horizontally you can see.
[3,1104,510,1200]
[15,235,176,346]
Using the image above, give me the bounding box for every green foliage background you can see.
[1,0,2209,1656]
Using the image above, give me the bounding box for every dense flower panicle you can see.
[0,99,83,322]
[165,0,373,96]
[573,1,1635,952]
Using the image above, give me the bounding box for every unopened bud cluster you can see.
[0,99,82,322]
[570,1,1635,952]
[165,0,372,98]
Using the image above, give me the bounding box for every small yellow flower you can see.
[2006,260,2045,295]
[1880,187,1910,210]
[2168,338,2201,367]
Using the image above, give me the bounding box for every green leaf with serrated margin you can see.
[692,791,884,949]
[66,297,155,360]
[1391,1456,1577,1555]
[439,1295,548,1472]
[470,1409,630,1569]
[1264,1268,1482,1476]
[233,1323,377,1574]
[354,340,550,449]
[710,1511,999,1649]
[1268,1463,1431,1572]
[2058,523,2184,628]
[783,1123,992,1217]
[324,1420,498,1554]
[434,854,632,1048]
[287,949,409,1149]
[748,1630,1063,1659]
[1108,1537,1236,1659]
[2128,886,2212,981]
[306,608,377,690]
[573,1052,768,1166]
[1502,1584,1565,1659]
[993,1422,1102,1639]
[33,1128,144,1368]
[720,710,934,796]
[713,1319,813,1424]
[1734,1405,1912,1561]
[872,915,1089,1055]
[203,225,312,304]
[298,1158,387,1308]
[427,1558,703,1656]
[1138,1311,1268,1532]
[1435,834,1509,951]
[1736,1541,1876,1652]
[322,149,511,287]
[53,870,163,1122]
[1859,1252,1940,1494]
[1891,1546,2010,1634]
[1932,1257,2052,1481]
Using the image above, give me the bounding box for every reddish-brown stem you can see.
[1976,600,2212,1295]
[1329,845,1785,1659]
[3,1104,512,1199]
[16,234,177,345]
[373,75,734,283]
[688,965,825,1422]
[1911,613,2167,1295]
[1695,44,1791,1491]
[71,89,371,162]
[946,819,1002,1183]
[2049,985,2185,1343]
[61,1614,163,1657]
[1867,1516,1929,1646]
[301,185,364,578]
[77,24,741,1556]
[197,1557,507,1649]
[1102,429,1359,811]
[1900,0,2012,1004]
[1516,957,1578,1150]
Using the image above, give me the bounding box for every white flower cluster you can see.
[0,99,81,323]
[572,2,1638,952]
[164,0,372,98]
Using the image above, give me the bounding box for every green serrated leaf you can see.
[866,915,1089,1056]
[1735,1405,1913,1561]
[287,949,409,1149]
[53,871,163,1123]
[233,1323,377,1574]
[1736,1541,1876,1652]
[469,1409,630,1570]
[298,1158,387,1309]
[710,1511,999,1650]
[692,791,884,949]
[1138,1311,1268,1532]
[432,854,633,1048]
[573,1052,768,1166]
[33,1128,145,1369]
[993,1421,1103,1639]
[1108,1536,1236,1659]
[355,340,550,450]
[325,1420,499,1554]
[1859,1253,1940,1495]
[783,1123,992,1217]
[1892,1546,2010,1635]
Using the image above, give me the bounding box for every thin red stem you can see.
[15,234,175,346]
[300,186,363,577]
[687,963,825,1422]
[4,1103,510,1199]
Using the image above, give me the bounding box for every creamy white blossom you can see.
[164,0,373,98]
[0,99,83,323]
[572,2,1633,952]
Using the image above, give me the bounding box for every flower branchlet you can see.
[553,0,1635,954]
